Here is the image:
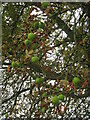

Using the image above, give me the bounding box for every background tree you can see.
[1,2,90,119]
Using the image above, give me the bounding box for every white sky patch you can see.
[48,80,55,85]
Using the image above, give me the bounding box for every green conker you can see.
[28,33,35,41]
[31,56,39,63]
[52,96,59,105]
[5,113,8,118]
[58,94,64,101]
[24,39,31,46]
[11,61,17,67]
[35,77,44,84]
[73,77,80,86]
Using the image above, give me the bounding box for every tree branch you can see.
[53,15,74,41]
[11,4,27,35]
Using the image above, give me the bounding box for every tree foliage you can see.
[1,2,90,119]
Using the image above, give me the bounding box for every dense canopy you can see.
[1,2,90,119]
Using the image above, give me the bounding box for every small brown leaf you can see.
[7,67,10,72]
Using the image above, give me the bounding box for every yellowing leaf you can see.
[28,50,34,55]
[60,80,69,87]
[25,49,34,58]
[26,49,28,55]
